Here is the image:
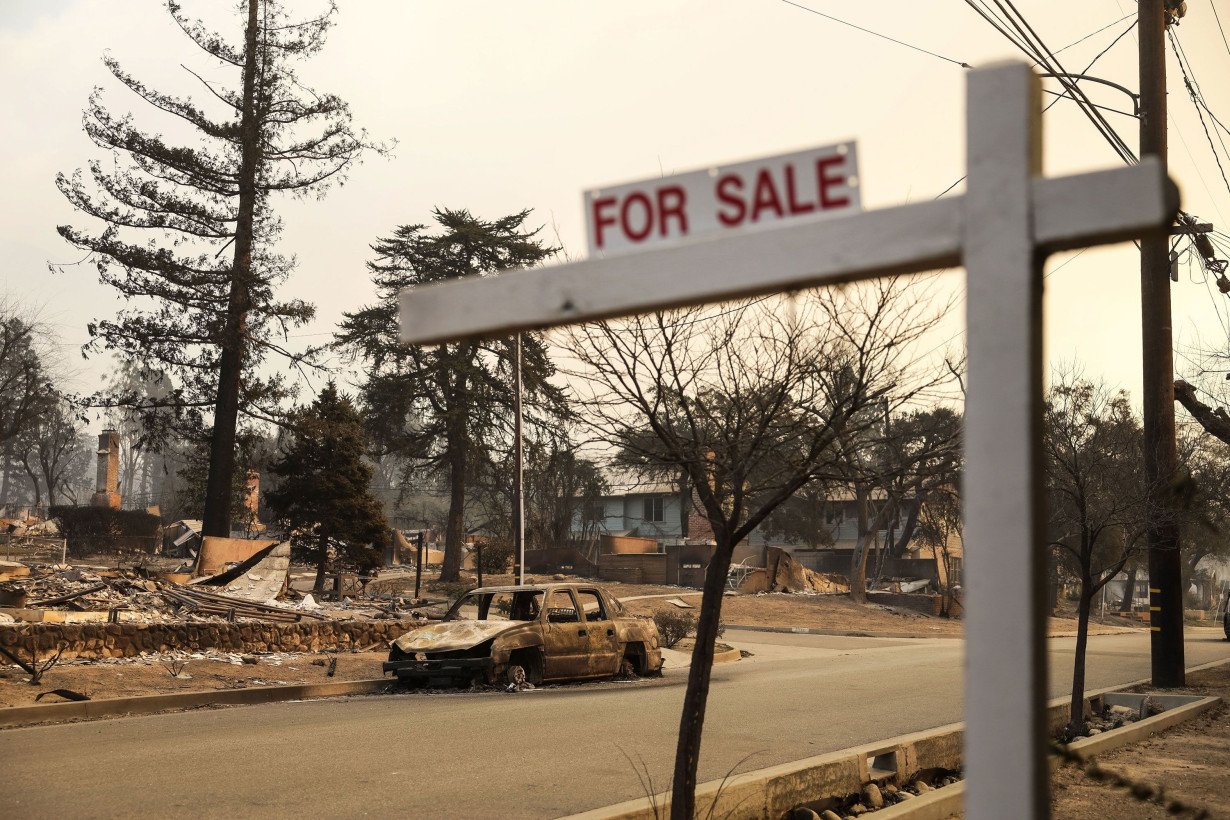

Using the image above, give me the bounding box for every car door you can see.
[576,588,622,677]
[542,588,590,680]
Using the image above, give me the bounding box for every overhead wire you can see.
[775,0,972,68]
[1211,0,1230,59]
[1168,28,1230,201]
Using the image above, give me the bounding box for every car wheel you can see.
[507,649,544,685]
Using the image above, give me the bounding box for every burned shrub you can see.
[653,609,696,648]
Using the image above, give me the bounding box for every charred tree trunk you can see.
[202,0,260,539]
[1069,582,1095,737]
[670,530,736,819]
[313,533,329,594]
[850,484,871,603]
[1119,564,1138,613]
[0,438,12,512]
[440,427,467,583]
[1048,549,1061,615]
[20,454,41,509]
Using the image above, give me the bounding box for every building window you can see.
[643,496,664,522]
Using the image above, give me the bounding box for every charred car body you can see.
[384,583,663,687]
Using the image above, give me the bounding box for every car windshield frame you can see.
[443,589,545,623]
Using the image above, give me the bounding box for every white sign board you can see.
[585,142,860,257]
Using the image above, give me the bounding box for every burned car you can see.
[383,583,663,687]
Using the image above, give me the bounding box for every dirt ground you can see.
[1051,664,1230,819]
[2,567,1152,707]
[362,570,1146,640]
[0,649,389,708]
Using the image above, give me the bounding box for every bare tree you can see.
[1044,374,1153,737]
[915,480,963,615]
[842,406,962,602]
[564,279,951,815]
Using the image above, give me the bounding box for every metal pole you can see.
[513,332,525,585]
[1139,0,1185,688]
[414,532,423,600]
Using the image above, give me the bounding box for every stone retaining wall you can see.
[0,619,421,660]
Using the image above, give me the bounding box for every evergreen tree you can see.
[337,209,565,582]
[55,0,383,538]
[265,382,387,592]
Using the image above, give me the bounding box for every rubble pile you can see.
[735,548,851,595]
[0,562,427,626]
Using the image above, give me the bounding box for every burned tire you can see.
[622,642,649,676]
[507,649,543,685]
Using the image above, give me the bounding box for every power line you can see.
[1053,13,1137,56]
[1168,28,1230,201]
[1211,0,1230,59]
[776,0,972,69]
[963,0,1137,164]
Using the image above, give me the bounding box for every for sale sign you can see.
[585,142,860,257]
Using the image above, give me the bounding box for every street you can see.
[4,627,1228,818]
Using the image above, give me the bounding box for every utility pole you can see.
[513,333,525,585]
[1139,0,1185,687]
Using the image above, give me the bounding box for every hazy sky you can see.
[2,0,1229,430]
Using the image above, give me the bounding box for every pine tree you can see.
[264,382,387,592]
[55,0,383,538]
[337,209,566,582]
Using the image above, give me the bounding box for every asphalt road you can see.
[4,628,1228,819]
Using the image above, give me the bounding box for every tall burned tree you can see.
[337,209,565,583]
[55,1,381,537]
[565,280,950,815]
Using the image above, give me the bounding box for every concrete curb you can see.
[0,647,739,730]
[0,678,391,729]
[564,658,1230,820]
[870,694,1219,820]
[725,623,1140,640]
[1065,694,1221,759]
[872,783,965,820]
[725,624,946,640]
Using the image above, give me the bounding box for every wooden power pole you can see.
[1139,0,1185,687]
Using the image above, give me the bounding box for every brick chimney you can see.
[91,429,121,509]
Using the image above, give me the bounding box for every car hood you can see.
[392,620,525,653]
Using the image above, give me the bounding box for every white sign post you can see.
[399,62,1177,819]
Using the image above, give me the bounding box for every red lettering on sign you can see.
[816,156,850,210]
[591,196,618,249]
[784,164,815,215]
[750,169,784,223]
[716,174,746,227]
[657,185,689,238]
[621,192,654,242]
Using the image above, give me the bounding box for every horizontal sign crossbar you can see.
[399,160,1175,344]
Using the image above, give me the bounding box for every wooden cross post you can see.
[398,62,1177,819]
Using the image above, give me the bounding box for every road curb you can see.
[725,623,1140,640]
[1065,694,1221,759]
[872,783,965,820]
[563,659,1230,819]
[0,678,391,729]
[0,646,739,730]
